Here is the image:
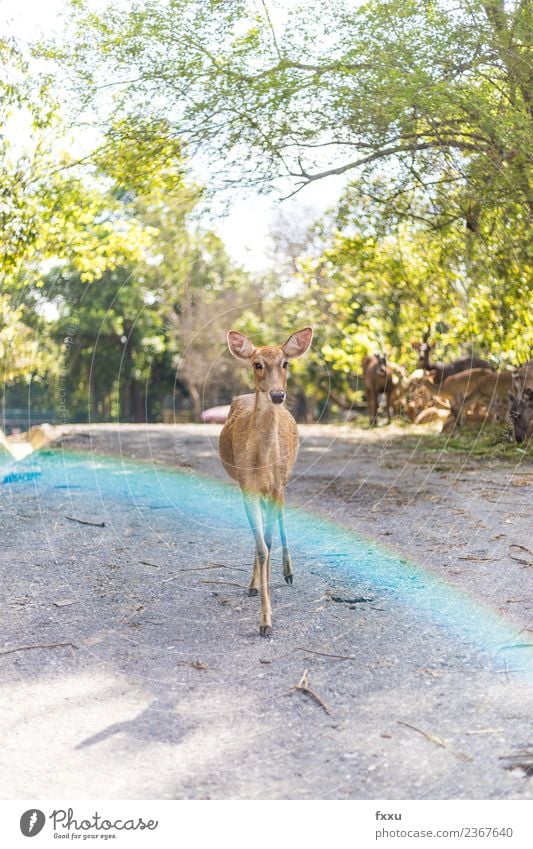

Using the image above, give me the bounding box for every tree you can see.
[0,29,157,409]
[52,0,532,224]
[48,0,532,376]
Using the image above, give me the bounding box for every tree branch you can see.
[288,139,489,183]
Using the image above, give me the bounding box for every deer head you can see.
[509,388,533,443]
[227,327,313,405]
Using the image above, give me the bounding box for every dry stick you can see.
[499,750,533,761]
[66,516,105,528]
[466,728,504,735]
[508,544,533,567]
[290,668,331,715]
[0,642,78,656]
[201,579,247,589]
[294,646,356,661]
[162,566,221,583]
[207,562,249,573]
[397,721,472,762]
[458,555,500,561]
[163,565,249,584]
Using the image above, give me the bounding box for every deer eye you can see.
[282,361,288,369]
[254,362,263,370]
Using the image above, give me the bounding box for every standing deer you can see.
[219,327,313,636]
[412,332,492,386]
[362,354,405,425]
[362,353,394,425]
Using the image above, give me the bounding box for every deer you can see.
[414,368,514,428]
[219,327,313,637]
[509,387,533,443]
[512,361,533,395]
[362,353,398,425]
[412,329,492,387]
[405,368,436,421]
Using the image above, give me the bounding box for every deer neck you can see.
[252,391,282,441]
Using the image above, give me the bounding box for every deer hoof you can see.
[248,587,259,597]
[259,625,272,637]
[284,575,293,585]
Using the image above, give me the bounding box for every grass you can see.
[406,424,533,461]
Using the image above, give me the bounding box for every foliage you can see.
[3,1,532,424]
[51,0,532,218]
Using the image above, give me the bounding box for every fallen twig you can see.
[140,560,161,568]
[163,565,249,584]
[508,544,533,567]
[207,562,248,573]
[66,516,105,528]
[0,641,78,656]
[290,668,331,715]
[294,646,356,661]
[397,720,472,762]
[466,728,504,735]
[162,566,222,583]
[201,579,247,589]
[458,555,500,561]
[499,750,533,760]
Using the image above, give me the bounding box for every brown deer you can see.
[416,368,514,428]
[362,353,395,425]
[509,387,533,443]
[219,327,313,636]
[513,361,533,395]
[412,330,492,386]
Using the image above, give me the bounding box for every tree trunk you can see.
[130,380,145,423]
[188,383,203,422]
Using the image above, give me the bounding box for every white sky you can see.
[2,0,343,271]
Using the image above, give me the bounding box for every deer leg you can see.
[367,390,377,425]
[248,499,267,596]
[243,494,271,637]
[263,497,275,553]
[248,552,260,597]
[277,504,293,584]
[455,394,466,428]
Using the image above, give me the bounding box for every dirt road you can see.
[1,423,532,799]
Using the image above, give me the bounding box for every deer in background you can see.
[412,329,492,386]
[509,388,533,443]
[219,327,313,637]
[513,361,533,395]
[362,353,404,425]
[415,367,514,429]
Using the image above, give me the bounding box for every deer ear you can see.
[227,331,255,362]
[282,326,313,359]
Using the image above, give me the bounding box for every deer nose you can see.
[270,390,285,404]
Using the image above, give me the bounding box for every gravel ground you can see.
[0,423,532,800]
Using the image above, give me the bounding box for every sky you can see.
[2,0,344,272]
